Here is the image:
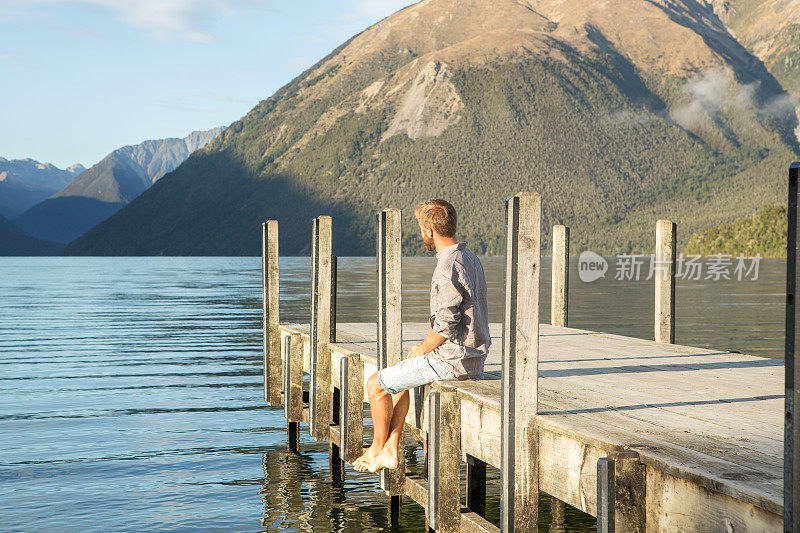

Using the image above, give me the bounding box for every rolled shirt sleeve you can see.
[430,275,464,340]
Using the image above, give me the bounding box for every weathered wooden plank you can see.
[460,511,500,533]
[309,219,318,432]
[428,390,441,530]
[330,256,337,343]
[549,400,783,514]
[460,399,501,465]
[786,160,800,533]
[330,364,344,482]
[340,353,364,463]
[544,381,784,497]
[537,425,608,514]
[405,472,429,509]
[597,457,615,533]
[263,220,281,406]
[549,223,570,532]
[541,354,783,448]
[283,333,291,419]
[654,219,676,344]
[262,222,268,403]
[551,224,569,328]
[500,192,541,531]
[328,425,340,445]
[646,467,783,532]
[330,441,344,485]
[377,208,405,494]
[376,211,384,369]
[551,367,783,456]
[612,451,645,532]
[428,388,461,532]
[310,216,332,441]
[286,333,303,423]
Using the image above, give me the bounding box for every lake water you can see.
[0,256,786,532]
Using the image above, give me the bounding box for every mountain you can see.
[0,159,83,219]
[708,0,800,141]
[0,213,61,256]
[66,0,800,257]
[15,127,225,244]
[709,0,800,97]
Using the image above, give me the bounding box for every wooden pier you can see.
[262,163,800,532]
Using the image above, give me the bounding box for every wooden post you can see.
[377,208,404,495]
[549,224,569,527]
[328,254,341,480]
[339,353,364,463]
[310,216,333,441]
[597,458,615,533]
[330,256,337,343]
[612,451,645,532]
[551,225,569,328]
[654,219,676,344]
[285,333,303,451]
[500,192,541,531]
[263,220,281,406]
[785,161,800,533]
[330,392,344,484]
[466,454,487,517]
[427,388,461,533]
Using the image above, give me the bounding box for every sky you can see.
[0,0,413,168]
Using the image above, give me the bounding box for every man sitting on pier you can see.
[354,199,491,473]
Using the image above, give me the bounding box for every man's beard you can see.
[423,234,435,252]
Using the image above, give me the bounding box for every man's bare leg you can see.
[354,373,392,471]
[367,389,409,472]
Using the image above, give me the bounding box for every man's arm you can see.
[410,271,464,358]
[409,329,446,358]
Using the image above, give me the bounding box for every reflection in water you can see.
[0,256,784,532]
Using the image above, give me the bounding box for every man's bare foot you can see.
[353,444,381,471]
[366,446,399,473]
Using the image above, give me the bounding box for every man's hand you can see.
[408,345,426,359]
[407,330,446,359]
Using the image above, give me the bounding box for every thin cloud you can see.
[605,67,799,140]
[669,67,798,128]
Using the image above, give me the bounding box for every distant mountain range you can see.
[12,127,224,245]
[65,0,800,257]
[0,159,84,219]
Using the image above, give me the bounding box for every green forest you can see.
[684,203,787,257]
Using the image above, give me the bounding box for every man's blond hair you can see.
[414,199,457,238]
